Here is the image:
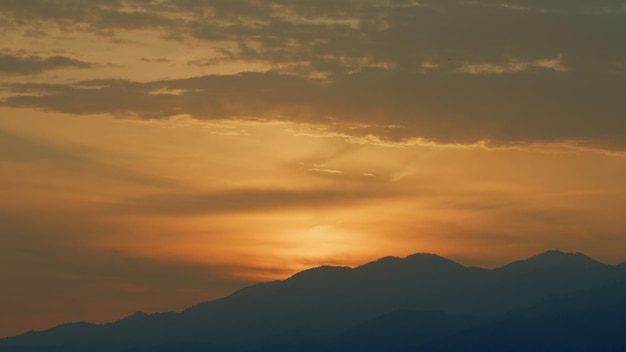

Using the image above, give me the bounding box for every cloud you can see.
[0,52,93,75]
[3,66,625,149]
[2,1,623,75]
[140,57,171,63]
[0,126,174,187]
[308,167,343,174]
[116,187,393,216]
[458,55,568,74]
[0,208,256,335]
[0,127,78,161]
[1,232,252,295]
[0,0,624,149]
[164,0,626,78]
[0,0,178,32]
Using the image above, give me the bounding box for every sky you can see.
[1,0,626,338]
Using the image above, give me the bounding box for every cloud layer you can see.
[0,52,93,75]
[1,0,625,148]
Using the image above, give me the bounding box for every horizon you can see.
[1,0,626,340]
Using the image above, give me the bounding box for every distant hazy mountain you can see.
[251,277,626,352]
[499,249,606,272]
[413,278,626,352]
[1,250,625,352]
[248,310,490,352]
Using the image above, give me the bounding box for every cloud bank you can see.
[0,0,624,148]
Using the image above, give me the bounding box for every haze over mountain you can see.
[2,250,626,352]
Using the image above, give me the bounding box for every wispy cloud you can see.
[140,57,171,63]
[0,126,174,187]
[308,167,343,174]
[0,52,94,75]
[115,187,394,216]
[459,55,568,74]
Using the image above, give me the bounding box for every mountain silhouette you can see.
[500,249,606,272]
[1,250,625,352]
[413,278,626,352]
[356,253,463,273]
[246,310,489,352]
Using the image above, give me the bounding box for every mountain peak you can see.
[541,249,580,256]
[286,265,352,282]
[404,252,462,265]
[531,250,600,264]
[285,253,463,283]
[502,250,606,271]
[355,252,463,274]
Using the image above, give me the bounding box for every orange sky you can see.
[1,0,626,338]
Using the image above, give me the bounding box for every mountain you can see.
[412,278,626,352]
[248,310,489,352]
[261,279,626,352]
[500,250,606,272]
[1,250,625,352]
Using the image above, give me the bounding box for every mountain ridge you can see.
[2,250,625,351]
[500,249,606,272]
[411,277,626,352]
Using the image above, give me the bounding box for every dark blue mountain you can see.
[246,310,489,352]
[500,249,606,272]
[250,278,626,352]
[412,278,626,352]
[1,250,625,352]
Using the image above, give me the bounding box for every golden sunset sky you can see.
[1,0,626,338]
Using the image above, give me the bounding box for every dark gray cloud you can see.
[136,0,626,76]
[1,0,625,148]
[3,66,625,147]
[0,53,93,75]
[0,0,164,29]
[140,57,171,63]
[3,0,623,75]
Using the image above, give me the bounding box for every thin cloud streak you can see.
[115,187,396,216]
[0,52,94,75]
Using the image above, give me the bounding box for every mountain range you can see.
[2,250,626,352]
